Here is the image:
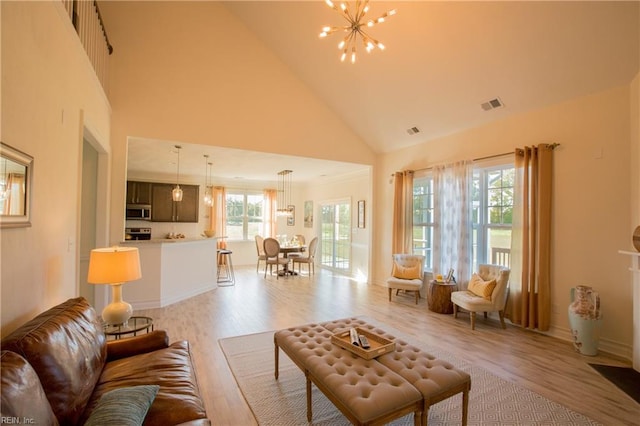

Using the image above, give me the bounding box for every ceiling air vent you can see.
[406,126,420,135]
[481,97,504,111]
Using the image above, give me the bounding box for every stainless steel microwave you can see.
[126,204,151,220]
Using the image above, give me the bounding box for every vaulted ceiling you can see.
[223,1,639,153]
[120,1,639,182]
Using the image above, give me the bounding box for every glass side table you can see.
[103,316,153,340]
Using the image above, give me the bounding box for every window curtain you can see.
[391,171,414,254]
[210,186,227,249]
[263,189,277,237]
[432,161,472,283]
[505,144,555,331]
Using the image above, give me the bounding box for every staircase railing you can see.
[61,0,113,94]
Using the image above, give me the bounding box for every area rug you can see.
[588,364,640,404]
[219,322,600,425]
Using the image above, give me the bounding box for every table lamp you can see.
[87,246,141,325]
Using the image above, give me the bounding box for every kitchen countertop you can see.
[121,237,218,244]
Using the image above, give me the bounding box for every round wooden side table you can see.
[427,281,457,314]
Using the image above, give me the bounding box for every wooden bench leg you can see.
[421,405,429,426]
[306,371,312,422]
[274,338,279,380]
[462,382,470,426]
[388,288,392,301]
[470,312,476,330]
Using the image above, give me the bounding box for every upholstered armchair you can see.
[384,254,426,304]
[451,264,511,330]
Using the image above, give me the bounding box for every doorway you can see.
[319,199,351,272]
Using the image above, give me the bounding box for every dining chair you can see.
[263,237,289,279]
[255,235,267,273]
[291,237,318,277]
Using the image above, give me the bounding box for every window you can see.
[472,165,514,271]
[413,176,434,270]
[225,191,264,240]
[412,162,514,271]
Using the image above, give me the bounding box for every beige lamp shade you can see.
[87,246,141,325]
[87,246,141,284]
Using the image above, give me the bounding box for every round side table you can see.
[103,316,153,340]
[427,281,457,314]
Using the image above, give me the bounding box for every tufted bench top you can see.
[275,322,422,425]
[274,318,470,426]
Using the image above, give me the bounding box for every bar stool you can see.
[217,249,235,286]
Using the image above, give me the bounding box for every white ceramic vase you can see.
[568,285,602,356]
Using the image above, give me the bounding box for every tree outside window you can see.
[225,191,264,240]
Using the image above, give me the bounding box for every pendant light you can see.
[203,154,213,207]
[276,169,293,216]
[172,145,183,202]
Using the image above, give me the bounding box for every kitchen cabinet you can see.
[151,183,199,222]
[126,181,152,205]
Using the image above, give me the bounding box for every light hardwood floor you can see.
[134,266,639,425]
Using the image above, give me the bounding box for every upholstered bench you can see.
[274,318,470,426]
[274,323,423,425]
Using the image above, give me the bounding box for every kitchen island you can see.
[120,237,218,309]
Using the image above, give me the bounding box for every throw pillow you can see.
[392,263,421,280]
[84,385,159,426]
[467,273,497,300]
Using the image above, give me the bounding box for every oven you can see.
[125,227,152,241]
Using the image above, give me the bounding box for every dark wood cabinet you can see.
[151,183,199,223]
[126,181,152,205]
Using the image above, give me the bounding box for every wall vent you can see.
[406,126,420,135]
[481,97,504,111]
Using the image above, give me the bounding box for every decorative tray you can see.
[331,327,396,360]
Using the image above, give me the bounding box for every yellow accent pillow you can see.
[392,264,421,280]
[467,273,497,300]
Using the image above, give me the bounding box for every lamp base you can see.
[102,300,133,325]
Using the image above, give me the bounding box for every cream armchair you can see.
[384,254,425,304]
[451,264,510,330]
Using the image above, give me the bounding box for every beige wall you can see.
[374,85,634,358]
[631,72,640,233]
[1,1,637,362]
[1,2,111,336]
[99,1,375,246]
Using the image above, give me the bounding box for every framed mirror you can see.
[1,142,33,228]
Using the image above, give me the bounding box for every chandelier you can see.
[172,145,183,202]
[319,0,396,64]
[276,170,293,216]
[203,154,213,207]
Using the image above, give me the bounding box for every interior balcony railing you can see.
[61,0,113,94]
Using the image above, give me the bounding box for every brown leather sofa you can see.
[1,297,210,425]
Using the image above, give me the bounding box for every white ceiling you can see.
[127,1,639,183]
[127,137,370,184]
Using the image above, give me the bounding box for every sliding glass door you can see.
[320,200,351,272]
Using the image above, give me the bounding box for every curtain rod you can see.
[394,143,560,175]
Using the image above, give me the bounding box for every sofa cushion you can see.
[84,385,159,426]
[0,297,107,426]
[81,341,208,425]
[1,351,59,426]
[467,273,496,300]
[392,263,421,280]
